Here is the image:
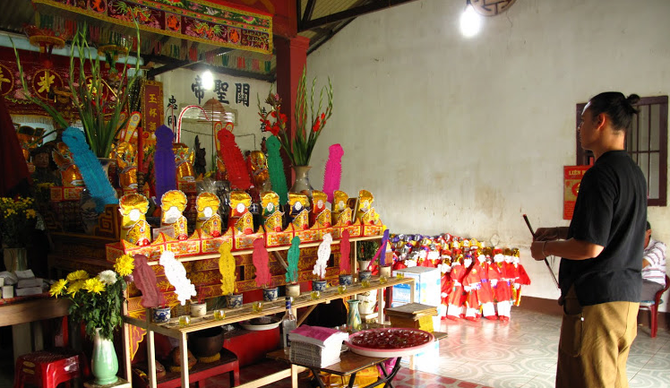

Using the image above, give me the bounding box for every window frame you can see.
[575,95,668,207]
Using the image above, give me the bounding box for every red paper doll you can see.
[461,253,481,321]
[446,251,466,320]
[492,248,512,321]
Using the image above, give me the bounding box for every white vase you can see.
[357,260,371,272]
[2,247,27,272]
[379,265,392,278]
[286,283,301,298]
[190,302,207,317]
[356,290,378,315]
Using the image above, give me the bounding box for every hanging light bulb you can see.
[202,70,214,90]
[460,1,481,37]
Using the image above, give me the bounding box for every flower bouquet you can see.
[0,197,37,248]
[259,68,333,167]
[49,254,134,340]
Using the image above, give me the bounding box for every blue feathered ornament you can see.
[62,127,117,213]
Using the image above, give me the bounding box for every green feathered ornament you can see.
[285,236,301,284]
[266,135,288,205]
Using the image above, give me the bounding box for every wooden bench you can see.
[133,348,240,388]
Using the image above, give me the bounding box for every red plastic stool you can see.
[13,348,86,388]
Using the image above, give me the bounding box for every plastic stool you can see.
[14,348,86,388]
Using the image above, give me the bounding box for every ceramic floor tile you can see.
[518,374,555,388]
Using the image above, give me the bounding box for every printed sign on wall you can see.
[563,165,592,220]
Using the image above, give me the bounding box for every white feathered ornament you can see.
[159,250,196,305]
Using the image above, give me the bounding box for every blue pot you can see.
[152,307,171,324]
[312,279,327,292]
[262,287,279,302]
[226,294,243,308]
[338,274,353,286]
[359,270,372,282]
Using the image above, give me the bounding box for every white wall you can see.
[156,68,273,171]
[300,0,670,308]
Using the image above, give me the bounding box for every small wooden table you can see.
[0,294,70,363]
[267,348,403,388]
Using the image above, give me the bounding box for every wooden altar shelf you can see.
[105,220,383,263]
[119,234,383,267]
[122,276,415,388]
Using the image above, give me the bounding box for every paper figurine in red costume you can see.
[446,250,466,320]
[503,248,518,303]
[492,248,513,321]
[476,247,499,320]
[425,245,441,267]
[437,251,452,319]
[511,248,531,306]
[417,246,430,267]
[461,252,481,321]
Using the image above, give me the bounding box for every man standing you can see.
[641,221,666,301]
[530,92,647,388]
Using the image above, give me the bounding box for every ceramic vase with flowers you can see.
[0,197,37,272]
[259,67,333,194]
[357,240,379,281]
[49,254,135,385]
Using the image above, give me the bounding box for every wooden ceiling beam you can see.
[300,0,317,30]
[299,0,420,32]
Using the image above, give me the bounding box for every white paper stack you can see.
[14,270,46,297]
[288,325,348,368]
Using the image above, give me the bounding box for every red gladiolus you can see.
[312,117,321,132]
[269,124,280,136]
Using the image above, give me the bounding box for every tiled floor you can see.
[425,308,670,388]
[1,309,668,387]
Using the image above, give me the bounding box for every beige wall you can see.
[157,0,670,309]
[302,0,670,307]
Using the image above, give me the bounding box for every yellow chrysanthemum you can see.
[66,280,85,296]
[83,278,105,294]
[66,270,89,282]
[6,208,16,216]
[26,209,36,219]
[114,254,135,277]
[49,279,68,297]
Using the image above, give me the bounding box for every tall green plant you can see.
[12,23,141,157]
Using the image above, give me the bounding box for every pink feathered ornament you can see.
[132,254,166,308]
[252,238,272,287]
[322,144,344,203]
